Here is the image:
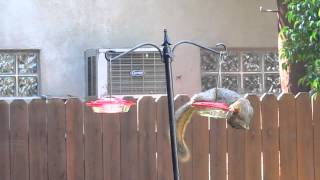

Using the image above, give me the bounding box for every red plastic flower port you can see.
[86,97,135,113]
[192,101,230,118]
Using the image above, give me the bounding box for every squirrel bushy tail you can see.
[175,102,196,162]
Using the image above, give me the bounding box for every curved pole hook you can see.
[104,43,163,62]
[215,43,227,53]
[172,40,227,55]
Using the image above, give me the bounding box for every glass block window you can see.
[201,48,280,94]
[0,50,40,97]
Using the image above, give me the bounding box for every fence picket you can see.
[120,100,138,180]
[138,96,157,180]
[102,113,120,180]
[66,99,84,180]
[296,93,314,180]
[245,95,262,180]
[228,117,246,180]
[278,94,297,180]
[156,96,173,180]
[29,99,47,180]
[84,105,103,180]
[174,95,193,180]
[192,111,209,180]
[10,100,29,180]
[210,118,227,180]
[47,99,67,180]
[313,95,320,180]
[261,94,279,180]
[0,101,10,180]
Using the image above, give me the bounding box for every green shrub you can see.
[280,0,320,96]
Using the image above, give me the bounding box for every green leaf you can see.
[287,11,295,23]
[294,21,300,28]
[311,80,320,89]
[281,62,289,70]
[318,8,320,17]
[310,31,318,41]
[311,92,319,101]
[280,26,289,37]
[298,75,308,86]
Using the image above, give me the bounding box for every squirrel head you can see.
[227,98,253,129]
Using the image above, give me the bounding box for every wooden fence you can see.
[0,93,320,180]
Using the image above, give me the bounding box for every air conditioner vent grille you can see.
[109,51,166,95]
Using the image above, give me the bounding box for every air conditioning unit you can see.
[85,48,166,99]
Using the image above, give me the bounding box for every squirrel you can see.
[175,88,254,162]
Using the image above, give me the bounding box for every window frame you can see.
[200,47,280,94]
[0,49,41,98]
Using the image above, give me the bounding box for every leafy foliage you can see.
[280,0,320,94]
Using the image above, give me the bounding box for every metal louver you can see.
[109,50,166,95]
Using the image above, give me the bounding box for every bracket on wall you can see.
[259,6,279,13]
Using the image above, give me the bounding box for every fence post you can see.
[66,99,84,180]
[84,104,103,180]
[138,96,157,180]
[278,93,297,180]
[174,95,192,180]
[29,99,47,180]
[10,100,29,180]
[261,94,279,180]
[245,95,262,180]
[47,99,67,180]
[120,99,138,180]
[102,110,120,180]
[296,93,314,180]
[156,96,173,180]
[313,95,320,180]
[0,100,10,180]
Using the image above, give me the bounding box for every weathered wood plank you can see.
[314,94,320,180]
[261,94,279,180]
[156,96,173,180]
[29,99,47,180]
[228,119,246,180]
[278,94,297,180]
[210,119,227,180]
[10,100,29,180]
[192,112,209,180]
[245,95,262,180]
[102,112,120,180]
[66,99,84,180]
[84,105,103,180]
[0,101,10,180]
[138,96,157,180]
[174,95,192,180]
[47,99,67,180]
[120,101,138,180]
[296,93,314,180]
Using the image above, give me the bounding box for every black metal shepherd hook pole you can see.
[161,29,181,180]
[103,29,226,180]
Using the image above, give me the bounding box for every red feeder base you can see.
[192,101,230,118]
[86,97,135,113]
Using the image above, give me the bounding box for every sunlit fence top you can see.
[0,93,320,180]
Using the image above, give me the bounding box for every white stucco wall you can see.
[0,0,278,98]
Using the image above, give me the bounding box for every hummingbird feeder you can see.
[192,101,230,118]
[86,48,136,113]
[86,97,135,113]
